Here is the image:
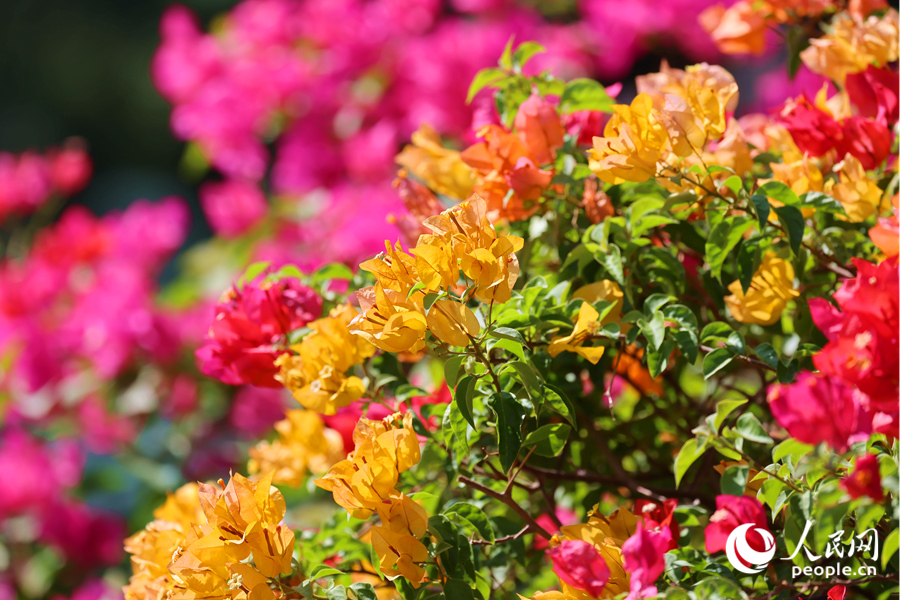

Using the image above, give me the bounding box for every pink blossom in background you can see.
[228,385,289,437]
[40,500,126,569]
[200,179,268,237]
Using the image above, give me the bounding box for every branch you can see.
[458,475,552,539]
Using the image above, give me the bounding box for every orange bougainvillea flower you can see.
[514,91,566,167]
[614,345,664,397]
[548,301,606,364]
[869,193,899,260]
[699,1,768,56]
[800,10,900,83]
[589,94,668,184]
[396,124,476,200]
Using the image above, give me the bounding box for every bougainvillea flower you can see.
[351,283,428,354]
[698,1,768,55]
[799,11,899,84]
[775,96,843,158]
[845,66,899,126]
[767,373,872,451]
[514,91,566,166]
[589,94,667,184]
[704,495,770,554]
[725,252,799,326]
[199,178,268,237]
[548,539,610,597]
[548,301,606,364]
[828,585,847,600]
[426,300,480,347]
[869,194,899,259]
[634,498,679,549]
[622,522,672,600]
[841,454,884,501]
[370,525,428,588]
[395,124,476,200]
[838,116,893,171]
[556,507,638,598]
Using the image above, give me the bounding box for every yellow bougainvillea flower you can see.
[375,494,429,538]
[409,235,457,292]
[370,525,429,588]
[275,304,375,415]
[725,252,799,326]
[124,483,205,600]
[572,280,624,324]
[248,409,345,486]
[589,94,668,184]
[351,284,428,354]
[360,241,420,295]
[828,154,888,222]
[426,300,481,347]
[316,413,421,519]
[395,123,476,199]
[548,301,606,364]
[800,10,899,83]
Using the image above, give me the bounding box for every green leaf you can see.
[407,280,427,300]
[522,423,571,457]
[444,579,475,600]
[700,322,732,342]
[749,194,770,229]
[559,78,614,113]
[454,375,478,428]
[542,384,575,426]
[735,413,774,445]
[349,583,378,600]
[773,205,805,255]
[644,293,672,314]
[312,262,355,282]
[445,503,495,544]
[722,175,743,195]
[772,438,813,463]
[598,244,625,286]
[467,67,506,103]
[493,338,525,361]
[240,260,271,285]
[754,343,779,368]
[444,356,465,387]
[777,358,800,383]
[499,37,515,70]
[721,464,749,496]
[725,331,745,355]
[647,338,675,378]
[713,399,748,433]
[882,528,899,569]
[326,585,348,600]
[800,191,844,213]
[703,348,734,379]
[639,311,666,351]
[305,565,344,585]
[758,181,800,206]
[505,361,542,396]
[490,327,526,345]
[737,239,761,294]
[512,42,545,69]
[674,438,707,488]
[489,392,526,472]
[424,292,440,312]
[706,217,756,282]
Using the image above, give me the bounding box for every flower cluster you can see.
[0,139,91,225]
[196,276,323,388]
[274,303,375,414]
[316,413,430,587]
[248,409,345,485]
[769,256,899,449]
[125,473,295,600]
[350,195,522,353]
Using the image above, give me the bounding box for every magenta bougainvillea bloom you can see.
[548,539,610,596]
[622,521,672,600]
[634,498,680,550]
[704,495,770,555]
[842,454,885,501]
[195,277,322,387]
[767,373,873,452]
[199,179,268,238]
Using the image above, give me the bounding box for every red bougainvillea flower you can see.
[622,521,672,600]
[775,95,842,157]
[195,276,322,387]
[845,66,899,126]
[842,454,884,501]
[548,539,610,597]
[634,498,680,549]
[767,373,873,451]
[828,585,847,600]
[838,115,893,171]
[704,495,770,555]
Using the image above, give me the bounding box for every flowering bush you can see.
[0,1,898,600]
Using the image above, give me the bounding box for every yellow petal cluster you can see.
[590,64,739,184]
[248,409,346,486]
[124,474,295,600]
[275,304,375,415]
[800,10,900,83]
[396,124,476,199]
[315,412,421,519]
[725,252,800,326]
[828,154,888,222]
[351,195,522,352]
[548,301,608,365]
[317,413,431,588]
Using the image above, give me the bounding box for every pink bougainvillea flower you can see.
[634,498,680,549]
[622,521,672,600]
[775,95,842,157]
[842,454,884,501]
[548,539,610,597]
[535,507,580,550]
[199,178,268,237]
[767,373,873,451]
[195,277,322,388]
[845,66,899,126]
[704,495,770,555]
[839,116,893,171]
[828,585,847,600]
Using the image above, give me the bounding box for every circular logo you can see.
[725,524,776,574]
